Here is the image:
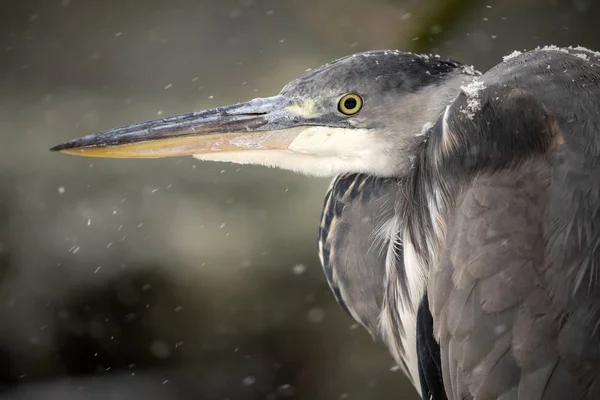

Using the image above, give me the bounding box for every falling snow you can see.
[150,340,171,359]
[242,376,256,386]
[292,264,307,275]
[307,307,325,323]
[276,384,295,396]
[494,324,507,335]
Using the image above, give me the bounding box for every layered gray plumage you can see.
[404,46,600,399]
[51,46,600,400]
[316,47,600,399]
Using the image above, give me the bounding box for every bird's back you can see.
[411,46,600,400]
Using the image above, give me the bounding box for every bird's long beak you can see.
[50,96,311,159]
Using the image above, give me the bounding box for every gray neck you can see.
[376,71,477,391]
[419,73,474,133]
[387,72,477,176]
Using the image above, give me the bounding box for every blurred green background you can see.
[0,0,599,399]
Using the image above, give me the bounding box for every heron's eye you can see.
[338,93,363,115]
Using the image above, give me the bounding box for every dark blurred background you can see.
[0,0,599,399]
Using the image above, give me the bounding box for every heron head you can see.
[51,50,474,177]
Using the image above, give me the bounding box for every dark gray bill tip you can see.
[50,140,91,152]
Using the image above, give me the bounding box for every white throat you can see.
[194,126,397,177]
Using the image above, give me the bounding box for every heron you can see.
[51,46,600,400]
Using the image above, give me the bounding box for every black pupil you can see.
[344,97,357,110]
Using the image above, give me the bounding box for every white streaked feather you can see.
[401,232,428,311]
[429,183,447,251]
[377,215,428,395]
[370,213,399,256]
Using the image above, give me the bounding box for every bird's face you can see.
[52,51,466,177]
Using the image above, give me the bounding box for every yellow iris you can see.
[338,93,363,115]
